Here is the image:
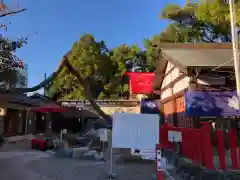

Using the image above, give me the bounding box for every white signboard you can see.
[112,113,159,149]
[98,129,108,142]
[157,149,162,171]
[131,148,156,160]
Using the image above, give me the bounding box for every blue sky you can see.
[2,0,184,94]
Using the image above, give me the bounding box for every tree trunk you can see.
[84,83,112,127]
[63,57,112,128]
[0,54,112,128]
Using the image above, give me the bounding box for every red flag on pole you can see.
[126,72,154,94]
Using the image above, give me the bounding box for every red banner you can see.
[127,72,154,94]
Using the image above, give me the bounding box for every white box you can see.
[168,131,182,142]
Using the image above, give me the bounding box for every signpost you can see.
[156,144,164,180]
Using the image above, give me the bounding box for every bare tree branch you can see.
[0,21,11,30]
[0,0,26,18]
[0,24,8,29]
[0,8,26,18]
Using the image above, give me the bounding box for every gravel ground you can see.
[0,141,158,180]
[3,141,240,180]
[168,159,240,180]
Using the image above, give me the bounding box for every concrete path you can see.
[0,141,157,180]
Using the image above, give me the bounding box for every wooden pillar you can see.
[45,113,52,135]
[216,130,226,170]
[188,73,198,127]
[0,108,5,135]
[25,110,36,134]
[201,122,214,169]
[229,129,239,169]
[25,110,29,134]
[171,87,178,127]
[0,120,3,135]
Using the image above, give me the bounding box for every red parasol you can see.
[29,104,66,113]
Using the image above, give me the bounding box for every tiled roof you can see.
[152,43,235,91]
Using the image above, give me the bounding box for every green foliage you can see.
[143,39,159,71]
[156,0,240,43]
[46,34,156,101]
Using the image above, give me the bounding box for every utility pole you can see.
[229,0,240,98]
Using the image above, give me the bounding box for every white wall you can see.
[101,106,140,115]
[161,62,189,100]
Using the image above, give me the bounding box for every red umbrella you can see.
[30,104,66,113]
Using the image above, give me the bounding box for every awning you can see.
[29,104,66,113]
[185,91,240,117]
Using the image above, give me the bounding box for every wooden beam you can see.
[160,90,186,104]
[164,66,175,78]
[171,84,177,126]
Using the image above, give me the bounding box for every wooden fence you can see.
[160,122,240,170]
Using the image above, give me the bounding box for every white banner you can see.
[112,113,159,149]
[131,148,156,160]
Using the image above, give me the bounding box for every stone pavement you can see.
[0,141,158,180]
